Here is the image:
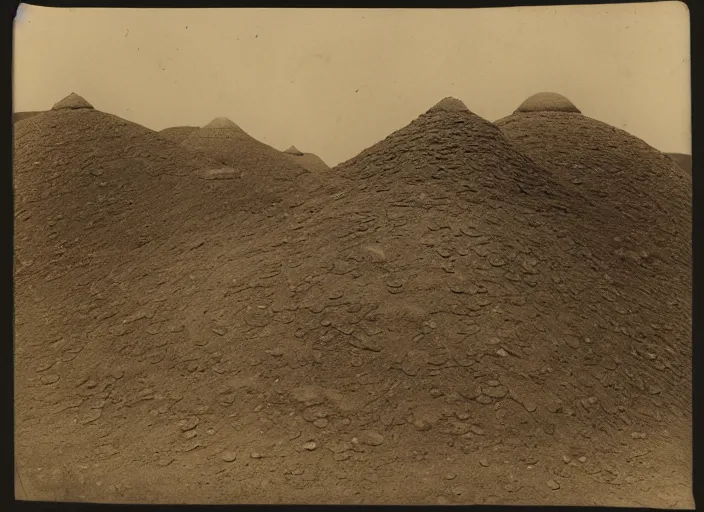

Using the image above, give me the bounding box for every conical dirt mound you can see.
[514,92,581,114]
[158,125,199,143]
[284,145,304,156]
[51,92,94,110]
[13,97,692,506]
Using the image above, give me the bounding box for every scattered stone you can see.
[476,395,493,405]
[451,485,467,496]
[360,430,385,446]
[496,348,509,357]
[470,425,485,435]
[444,473,457,480]
[179,416,199,431]
[547,479,560,490]
[562,455,571,464]
[41,374,60,385]
[482,385,508,398]
[184,430,197,439]
[430,388,444,398]
[333,452,351,461]
[313,418,329,428]
[479,458,490,467]
[222,451,237,462]
[251,452,264,459]
[414,419,432,431]
[631,432,647,439]
[578,456,587,463]
[303,442,317,451]
[206,428,216,435]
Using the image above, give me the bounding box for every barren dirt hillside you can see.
[13,95,692,507]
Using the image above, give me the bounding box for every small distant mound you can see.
[667,153,692,174]
[158,126,199,144]
[203,117,242,130]
[515,92,581,114]
[282,146,330,172]
[182,116,314,185]
[427,96,469,113]
[51,93,94,111]
[13,111,43,124]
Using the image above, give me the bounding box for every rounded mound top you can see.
[284,146,304,156]
[203,117,241,129]
[515,92,581,114]
[51,93,94,111]
[429,97,469,113]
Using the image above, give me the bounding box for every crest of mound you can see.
[51,93,94,110]
[158,126,199,143]
[427,96,469,113]
[514,92,581,114]
[203,117,243,130]
[282,148,330,172]
[333,96,574,205]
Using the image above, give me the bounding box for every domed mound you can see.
[282,146,330,172]
[51,92,94,110]
[496,111,691,448]
[515,92,581,114]
[158,125,199,143]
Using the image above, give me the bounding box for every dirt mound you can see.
[181,116,316,186]
[282,146,330,172]
[667,152,692,173]
[14,96,691,506]
[514,92,581,114]
[496,109,691,277]
[158,126,199,143]
[13,111,43,124]
[284,145,304,156]
[51,92,94,110]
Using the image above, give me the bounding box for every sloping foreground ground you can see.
[14,97,691,506]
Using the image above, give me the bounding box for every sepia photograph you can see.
[12,2,692,507]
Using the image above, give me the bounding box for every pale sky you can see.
[13,2,690,166]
